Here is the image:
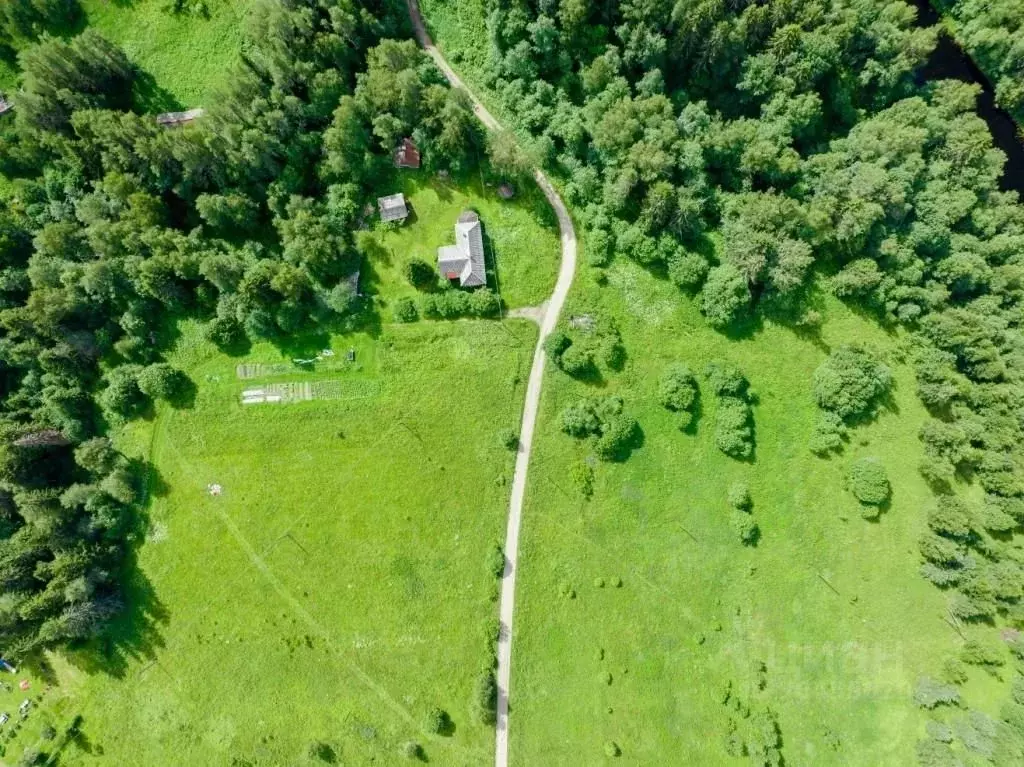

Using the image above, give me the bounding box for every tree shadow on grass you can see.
[132,70,182,115]
[66,561,169,680]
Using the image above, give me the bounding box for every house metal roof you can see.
[437,210,485,287]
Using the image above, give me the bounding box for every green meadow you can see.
[508,260,993,765]
[0,0,248,109]
[41,317,535,765]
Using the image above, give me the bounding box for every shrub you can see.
[559,343,594,376]
[714,398,753,459]
[306,741,335,762]
[848,457,890,505]
[705,360,748,398]
[424,707,449,735]
[913,677,961,709]
[809,411,847,455]
[732,512,760,545]
[667,250,710,290]
[405,259,437,290]
[603,740,620,757]
[658,364,698,412]
[701,263,749,327]
[570,460,594,498]
[927,496,972,539]
[813,345,892,421]
[393,296,418,322]
[137,363,189,402]
[594,415,639,462]
[498,428,519,451]
[205,314,246,350]
[468,288,500,317]
[559,401,601,437]
[401,740,424,759]
[728,481,751,511]
[485,542,505,578]
[471,668,497,724]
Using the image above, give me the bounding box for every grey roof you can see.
[156,108,204,127]
[378,193,409,222]
[437,211,486,287]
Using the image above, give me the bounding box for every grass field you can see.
[365,169,561,312]
[0,0,248,110]
[506,259,998,765]
[35,317,536,765]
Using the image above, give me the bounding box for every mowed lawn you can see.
[364,170,561,313]
[50,318,536,765]
[510,260,962,765]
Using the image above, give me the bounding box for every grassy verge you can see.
[49,316,535,765]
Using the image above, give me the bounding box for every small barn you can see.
[378,193,409,223]
[393,137,421,169]
[437,211,486,288]
[156,108,205,128]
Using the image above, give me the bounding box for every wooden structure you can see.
[393,137,421,169]
[156,108,205,128]
[378,193,409,223]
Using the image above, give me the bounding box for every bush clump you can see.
[393,296,419,322]
[425,707,449,735]
[813,345,892,421]
[658,363,699,428]
[498,428,518,451]
[471,668,497,724]
[848,457,890,506]
[558,395,640,462]
[137,363,190,403]
[421,288,500,320]
[706,361,754,459]
[728,481,751,511]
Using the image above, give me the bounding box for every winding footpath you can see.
[405,3,578,765]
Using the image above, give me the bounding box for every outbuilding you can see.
[378,193,409,223]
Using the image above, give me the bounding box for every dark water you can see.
[913,1,1024,194]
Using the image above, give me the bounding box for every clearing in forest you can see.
[510,261,977,765]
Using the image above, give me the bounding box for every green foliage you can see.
[17,29,134,133]
[471,668,497,724]
[485,542,505,578]
[658,364,698,413]
[559,396,640,462]
[421,288,499,320]
[498,428,518,451]
[393,296,419,323]
[728,481,751,511]
[137,364,189,403]
[809,411,847,455]
[848,457,890,506]
[424,707,449,735]
[701,264,749,329]
[603,740,620,757]
[731,511,760,546]
[813,346,892,422]
[705,361,753,460]
[914,677,961,710]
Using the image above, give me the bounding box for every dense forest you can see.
[477,0,1024,761]
[0,0,485,658]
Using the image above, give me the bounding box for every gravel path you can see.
[405,4,578,764]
